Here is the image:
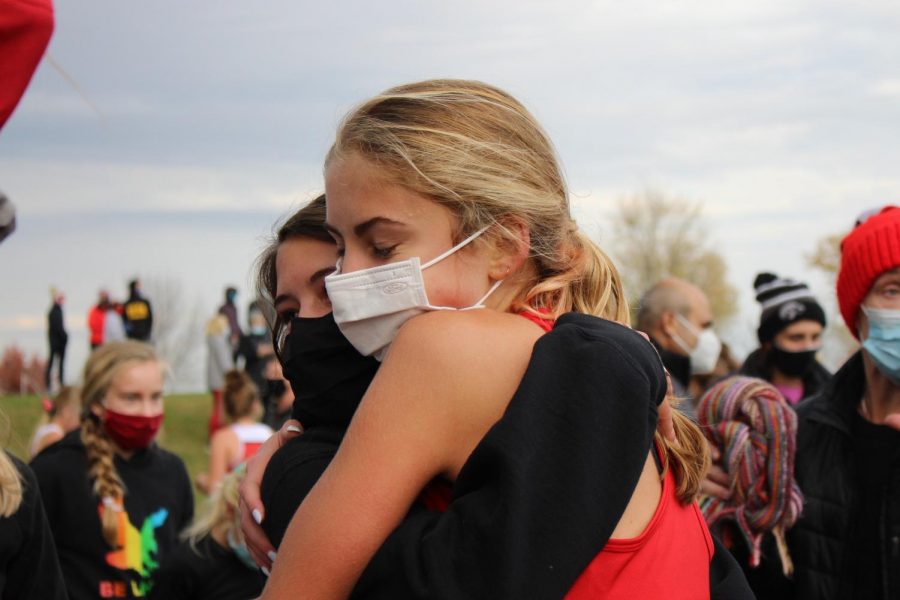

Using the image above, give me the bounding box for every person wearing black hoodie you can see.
[740,273,830,405]
[31,341,193,600]
[123,279,153,342]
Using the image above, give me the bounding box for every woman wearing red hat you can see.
[778,206,900,600]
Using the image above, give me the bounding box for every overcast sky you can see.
[1,0,892,389]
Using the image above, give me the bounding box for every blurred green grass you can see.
[1,393,212,506]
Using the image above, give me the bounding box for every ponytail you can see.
[527,228,710,505]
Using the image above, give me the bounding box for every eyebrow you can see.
[309,266,335,284]
[273,292,296,308]
[325,216,407,238]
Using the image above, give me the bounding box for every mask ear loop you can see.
[421,226,492,270]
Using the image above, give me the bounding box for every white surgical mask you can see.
[672,313,721,375]
[325,227,502,361]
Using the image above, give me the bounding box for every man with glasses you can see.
[784,206,900,599]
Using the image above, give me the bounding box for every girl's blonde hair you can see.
[183,467,244,548]
[80,340,161,547]
[0,407,22,516]
[329,79,708,502]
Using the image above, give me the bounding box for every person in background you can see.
[150,467,265,600]
[261,354,293,431]
[45,287,68,391]
[239,301,274,398]
[29,386,81,459]
[103,301,127,344]
[780,206,900,599]
[689,342,741,399]
[219,287,242,357]
[636,277,722,404]
[697,376,803,599]
[196,370,272,495]
[123,279,153,342]
[31,340,194,600]
[740,273,830,405]
[206,313,234,439]
[87,290,111,350]
[0,441,67,599]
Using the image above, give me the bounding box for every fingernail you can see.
[261,566,270,577]
[268,550,277,562]
[286,425,303,434]
[252,509,262,524]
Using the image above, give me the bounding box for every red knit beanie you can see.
[837,206,900,338]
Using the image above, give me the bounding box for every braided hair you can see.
[80,341,160,547]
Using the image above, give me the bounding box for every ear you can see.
[90,403,105,421]
[660,310,678,340]
[487,216,530,281]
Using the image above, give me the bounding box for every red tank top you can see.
[565,465,714,599]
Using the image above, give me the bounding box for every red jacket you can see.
[87,305,105,346]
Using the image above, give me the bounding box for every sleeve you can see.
[4,458,68,600]
[709,535,757,600]
[354,313,666,599]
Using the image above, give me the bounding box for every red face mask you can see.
[102,408,163,450]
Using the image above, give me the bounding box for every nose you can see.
[139,398,162,417]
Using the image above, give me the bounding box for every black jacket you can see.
[31,430,194,600]
[123,294,153,342]
[47,302,67,349]
[0,453,68,600]
[787,351,900,599]
[739,347,831,401]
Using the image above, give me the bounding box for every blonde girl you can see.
[0,409,67,599]
[31,340,194,600]
[149,468,264,600]
[252,80,730,599]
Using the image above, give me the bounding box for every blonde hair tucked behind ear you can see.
[80,340,160,547]
[330,79,706,502]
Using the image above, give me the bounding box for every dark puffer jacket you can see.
[788,351,900,599]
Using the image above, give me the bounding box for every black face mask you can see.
[266,378,287,399]
[281,313,380,429]
[770,345,817,378]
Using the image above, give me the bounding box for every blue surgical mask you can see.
[227,529,258,570]
[861,305,900,385]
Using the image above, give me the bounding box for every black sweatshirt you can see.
[149,534,265,600]
[31,430,194,600]
[0,453,68,600]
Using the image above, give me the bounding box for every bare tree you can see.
[141,275,206,391]
[805,229,858,369]
[607,189,738,324]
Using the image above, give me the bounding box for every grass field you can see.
[1,393,213,506]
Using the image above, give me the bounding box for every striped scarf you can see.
[697,375,803,576]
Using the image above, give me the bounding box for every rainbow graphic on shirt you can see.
[98,503,168,598]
